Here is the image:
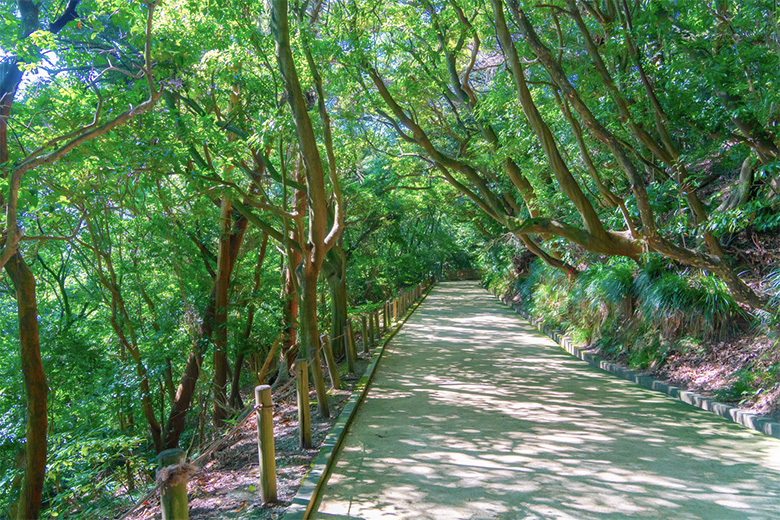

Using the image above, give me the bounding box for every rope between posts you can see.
[191,404,259,465]
[117,403,262,520]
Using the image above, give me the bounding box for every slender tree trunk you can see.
[213,198,232,429]
[325,247,348,358]
[229,234,268,409]
[282,248,301,368]
[282,165,306,369]
[296,260,329,418]
[296,264,319,364]
[163,215,247,450]
[106,298,163,451]
[85,215,163,451]
[6,253,47,520]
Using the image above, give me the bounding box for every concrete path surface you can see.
[312,282,780,519]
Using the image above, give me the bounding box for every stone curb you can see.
[282,284,436,520]
[492,290,780,440]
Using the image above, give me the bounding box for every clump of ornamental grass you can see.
[523,262,573,329]
[568,261,636,342]
[632,259,742,342]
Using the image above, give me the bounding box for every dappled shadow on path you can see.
[314,282,780,520]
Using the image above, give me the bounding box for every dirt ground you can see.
[653,332,780,420]
[123,352,372,520]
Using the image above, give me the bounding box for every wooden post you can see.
[349,318,357,360]
[372,310,378,344]
[393,298,398,321]
[344,318,355,374]
[382,304,387,332]
[157,448,188,520]
[367,312,374,347]
[361,315,369,354]
[295,359,312,449]
[255,385,277,503]
[320,334,340,390]
[375,310,380,338]
[309,347,330,418]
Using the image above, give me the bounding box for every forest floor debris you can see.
[655,333,780,419]
[123,354,371,520]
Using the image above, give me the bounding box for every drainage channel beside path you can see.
[310,281,780,520]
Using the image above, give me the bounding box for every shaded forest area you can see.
[1,0,779,517]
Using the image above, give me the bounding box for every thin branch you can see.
[21,219,84,242]
[0,1,161,272]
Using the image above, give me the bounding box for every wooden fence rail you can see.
[136,278,434,519]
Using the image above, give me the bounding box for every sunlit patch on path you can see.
[312,281,780,520]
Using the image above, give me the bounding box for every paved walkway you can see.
[312,282,780,519]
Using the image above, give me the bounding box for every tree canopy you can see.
[1,0,778,517]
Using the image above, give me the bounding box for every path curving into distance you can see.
[311,281,780,520]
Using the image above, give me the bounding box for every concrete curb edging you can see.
[282,284,436,519]
[491,290,780,440]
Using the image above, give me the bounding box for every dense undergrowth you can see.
[482,242,780,413]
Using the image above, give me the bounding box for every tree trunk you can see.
[296,261,329,418]
[282,256,300,369]
[718,156,755,211]
[229,233,268,409]
[6,253,47,520]
[282,169,306,370]
[163,215,247,450]
[213,198,232,430]
[505,1,766,309]
[271,0,344,422]
[325,246,348,358]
